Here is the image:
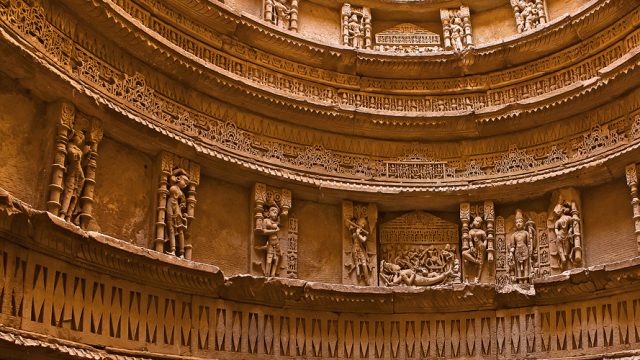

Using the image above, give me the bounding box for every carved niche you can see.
[263,0,298,32]
[46,101,103,231]
[341,4,372,50]
[153,152,200,260]
[547,188,583,274]
[379,211,460,287]
[495,210,548,289]
[373,23,442,54]
[460,201,495,284]
[440,6,473,52]
[342,201,378,285]
[510,0,547,33]
[252,183,297,278]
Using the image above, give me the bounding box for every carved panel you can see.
[342,201,378,286]
[341,3,371,49]
[440,6,473,52]
[374,23,442,53]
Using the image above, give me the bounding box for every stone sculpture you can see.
[625,163,640,252]
[252,183,296,278]
[511,0,547,33]
[379,211,459,287]
[508,209,537,284]
[547,188,583,273]
[373,23,442,54]
[46,101,103,230]
[264,0,298,31]
[342,201,377,285]
[341,4,371,49]
[440,6,473,52]
[460,202,495,284]
[154,152,200,260]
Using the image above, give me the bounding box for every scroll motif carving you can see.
[373,23,442,54]
[252,183,296,278]
[379,211,460,287]
[341,4,371,49]
[153,152,200,260]
[625,163,640,253]
[46,101,103,230]
[547,188,583,274]
[342,201,377,285]
[511,0,547,33]
[263,0,298,32]
[440,6,473,52]
[460,202,495,284]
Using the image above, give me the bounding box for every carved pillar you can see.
[484,200,495,262]
[363,8,372,50]
[495,216,508,286]
[460,202,471,260]
[289,0,298,31]
[251,183,295,277]
[47,101,75,215]
[626,163,640,253]
[153,152,200,259]
[77,116,103,230]
[342,200,378,286]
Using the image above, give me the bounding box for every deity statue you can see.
[379,260,452,287]
[341,4,371,49]
[255,205,283,277]
[166,168,190,258]
[462,216,488,283]
[347,14,363,48]
[348,217,371,285]
[512,0,546,33]
[272,0,291,28]
[59,130,90,223]
[549,199,581,270]
[263,0,297,31]
[450,16,465,52]
[508,209,536,284]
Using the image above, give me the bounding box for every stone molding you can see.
[3,0,640,194]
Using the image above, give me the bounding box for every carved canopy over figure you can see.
[508,209,537,284]
[511,0,547,33]
[348,217,371,285]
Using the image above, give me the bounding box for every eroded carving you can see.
[341,4,371,49]
[252,183,296,277]
[548,188,583,273]
[379,211,459,287]
[440,6,473,52]
[342,201,377,285]
[153,152,200,259]
[460,202,495,284]
[373,23,442,53]
[264,0,298,31]
[511,0,547,33]
[46,101,103,230]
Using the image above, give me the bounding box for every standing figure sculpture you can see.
[509,210,535,284]
[59,130,90,222]
[271,0,291,28]
[348,217,371,285]
[462,216,487,283]
[347,14,364,48]
[166,169,190,258]
[256,205,283,277]
[551,201,578,269]
[450,16,465,52]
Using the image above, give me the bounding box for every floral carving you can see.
[494,146,539,174]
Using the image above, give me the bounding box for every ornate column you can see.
[626,163,640,253]
[77,116,103,230]
[484,200,495,262]
[46,101,75,216]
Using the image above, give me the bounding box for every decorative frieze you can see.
[373,23,442,53]
[460,202,495,284]
[46,101,103,230]
[263,0,298,31]
[379,211,460,287]
[511,0,547,33]
[342,201,378,285]
[252,183,296,277]
[153,152,200,259]
[341,4,371,49]
[440,6,473,52]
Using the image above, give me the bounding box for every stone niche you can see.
[341,3,372,49]
[342,200,378,285]
[251,183,298,278]
[263,0,299,31]
[379,211,460,287]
